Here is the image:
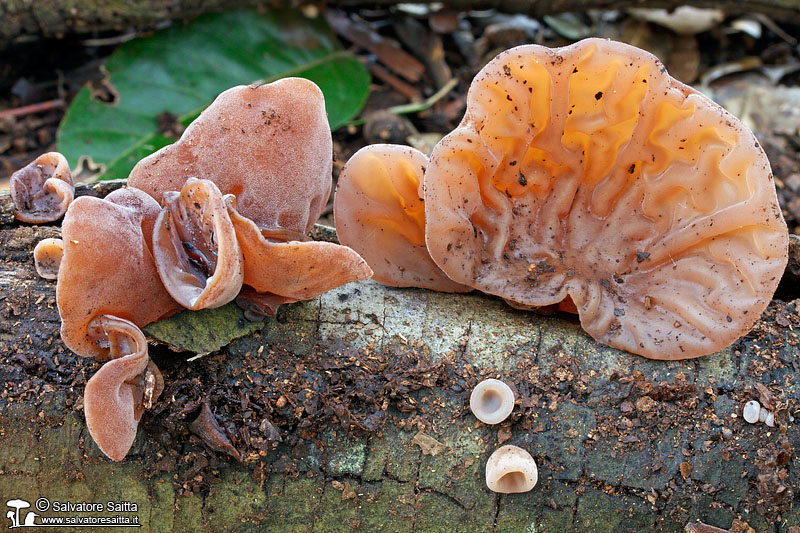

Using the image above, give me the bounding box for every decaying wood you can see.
[2,0,800,44]
[0,184,798,532]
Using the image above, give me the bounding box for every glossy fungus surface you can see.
[226,195,372,315]
[58,188,180,359]
[128,78,333,233]
[335,144,469,291]
[83,315,163,461]
[10,152,74,223]
[153,179,243,310]
[424,38,788,359]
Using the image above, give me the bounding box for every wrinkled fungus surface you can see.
[129,79,332,234]
[153,178,243,310]
[58,188,180,359]
[10,152,74,223]
[33,238,64,280]
[226,196,373,306]
[335,144,469,292]
[424,38,788,359]
[84,315,163,461]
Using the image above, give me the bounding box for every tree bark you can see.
[0,184,798,532]
[2,0,800,43]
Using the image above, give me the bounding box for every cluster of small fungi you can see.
[469,379,539,494]
[12,78,373,461]
[12,39,789,471]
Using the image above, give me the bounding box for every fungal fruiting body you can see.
[743,400,761,423]
[334,144,469,292]
[128,78,333,234]
[153,178,244,310]
[10,152,75,223]
[470,378,515,424]
[226,195,373,317]
[485,445,538,493]
[83,315,163,461]
[759,407,775,427]
[424,38,788,360]
[743,399,775,427]
[57,188,180,359]
[33,238,64,279]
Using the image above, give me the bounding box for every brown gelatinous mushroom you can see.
[225,195,373,316]
[335,144,470,292]
[10,152,74,223]
[128,78,332,234]
[153,178,243,310]
[58,188,180,359]
[83,315,163,461]
[33,238,64,279]
[424,39,788,360]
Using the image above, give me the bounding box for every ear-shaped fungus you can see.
[153,178,243,310]
[83,315,163,461]
[128,78,333,234]
[335,144,469,292]
[424,39,788,360]
[33,238,64,280]
[10,152,74,223]
[225,195,373,317]
[57,188,180,359]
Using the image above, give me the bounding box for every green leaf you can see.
[57,8,370,181]
[143,303,268,355]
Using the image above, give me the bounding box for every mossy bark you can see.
[2,0,800,43]
[0,184,798,532]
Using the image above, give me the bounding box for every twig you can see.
[348,78,459,127]
[80,32,139,46]
[369,63,423,102]
[0,99,65,120]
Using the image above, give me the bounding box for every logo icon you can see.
[5,499,38,528]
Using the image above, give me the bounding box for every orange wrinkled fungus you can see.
[334,144,469,292]
[33,238,64,280]
[128,78,332,234]
[153,178,243,310]
[57,188,180,359]
[226,195,372,313]
[424,38,788,360]
[10,152,74,223]
[83,315,163,461]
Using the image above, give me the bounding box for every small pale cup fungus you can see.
[33,238,64,280]
[743,399,761,424]
[470,378,515,424]
[485,445,538,493]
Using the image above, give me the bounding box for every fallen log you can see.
[0,183,798,532]
[2,1,800,44]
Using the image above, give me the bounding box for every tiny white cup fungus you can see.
[743,400,761,424]
[485,445,538,493]
[470,379,515,424]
